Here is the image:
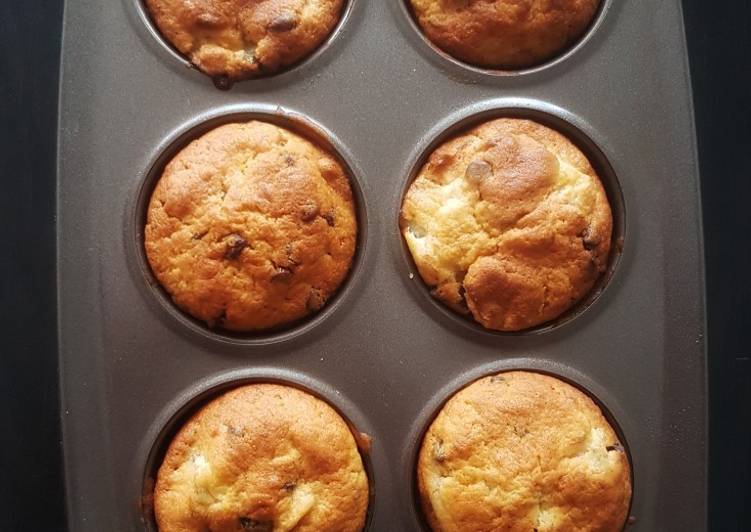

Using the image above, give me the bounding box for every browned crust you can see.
[145,121,357,332]
[417,371,632,532]
[409,0,600,69]
[154,383,369,532]
[145,0,344,79]
[400,118,613,331]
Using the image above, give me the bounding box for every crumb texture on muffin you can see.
[145,0,344,79]
[417,371,632,532]
[408,0,600,69]
[145,121,357,332]
[400,118,612,331]
[155,384,369,532]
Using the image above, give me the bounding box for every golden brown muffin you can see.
[155,383,369,532]
[145,121,357,332]
[417,371,632,532]
[145,0,344,80]
[400,118,612,331]
[408,0,600,69]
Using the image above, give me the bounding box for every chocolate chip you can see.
[323,211,335,227]
[465,160,492,183]
[282,481,296,492]
[212,75,232,91]
[271,266,293,282]
[580,228,598,251]
[224,234,248,260]
[192,229,208,240]
[238,518,273,531]
[606,443,625,453]
[306,288,325,311]
[268,13,298,32]
[300,202,319,222]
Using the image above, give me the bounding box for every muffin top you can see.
[400,118,612,331]
[145,121,357,332]
[408,0,600,69]
[155,383,369,532]
[145,0,344,80]
[417,371,632,532]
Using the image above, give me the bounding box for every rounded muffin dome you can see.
[154,383,369,532]
[408,0,601,69]
[400,117,612,332]
[145,120,357,332]
[417,371,632,531]
[145,0,345,80]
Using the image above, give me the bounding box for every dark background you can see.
[0,0,748,530]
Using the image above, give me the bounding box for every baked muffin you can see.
[408,0,600,69]
[400,118,612,332]
[155,383,369,532]
[145,0,345,80]
[417,371,632,531]
[145,121,357,332]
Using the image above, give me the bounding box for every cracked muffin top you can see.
[408,0,600,69]
[154,383,369,532]
[145,120,357,332]
[417,371,632,532]
[145,0,344,80]
[400,117,612,332]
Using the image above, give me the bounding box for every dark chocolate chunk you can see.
[212,75,233,91]
[282,481,296,492]
[300,202,319,222]
[271,266,293,282]
[580,227,599,251]
[268,13,298,32]
[323,211,335,227]
[238,517,273,531]
[224,234,248,260]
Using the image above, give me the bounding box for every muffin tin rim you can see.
[133,367,382,531]
[129,0,360,87]
[124,103,373,348]
[393,0,614,79]
[392,97,628,339]
[398,357,637,531]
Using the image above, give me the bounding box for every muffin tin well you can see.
[399,359,635,531]
[58,1,706,530]
[132,0,360,88]
[395,100,626,338]
[395,0,614,78]
[136,368,381,531]
[128,105,371,347]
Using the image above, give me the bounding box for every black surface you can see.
[684,0,751,530]
[0,0,748,530]
[0,2,67,531]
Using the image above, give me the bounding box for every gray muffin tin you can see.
[58,0,707,530]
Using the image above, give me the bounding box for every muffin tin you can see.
[57,1,707,530]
